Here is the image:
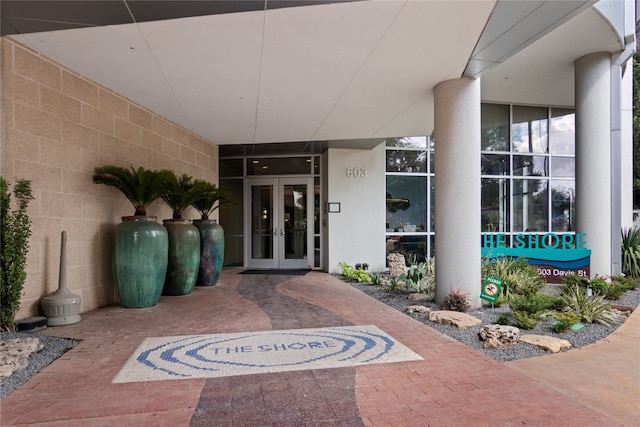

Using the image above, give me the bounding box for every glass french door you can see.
[246,177,312,269]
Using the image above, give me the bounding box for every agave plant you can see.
[160,173,203,220]
[621,227,640,278]
[93,166,173,216]
[561,285,617,326]
[190,180,228,220]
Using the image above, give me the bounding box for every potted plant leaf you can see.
[92,166,172,308]
[191,180,228,286]
[160,173,201,296]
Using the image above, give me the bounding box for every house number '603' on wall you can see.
[345,167,367,178]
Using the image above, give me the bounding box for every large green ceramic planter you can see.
[193,219,224,286]
[112,216,168,308]
[163,219,200,295]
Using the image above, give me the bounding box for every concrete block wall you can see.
[0,38,219,320]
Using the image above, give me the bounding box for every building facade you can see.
[0,0,636,317]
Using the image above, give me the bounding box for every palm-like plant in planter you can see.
[93,166,172,216]
[159,173,202,296]
[191,180,228,286]
[93,166,173,308]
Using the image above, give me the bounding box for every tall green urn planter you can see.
[93,165,173,308]
[113,216,168,307]
[191,180,228,286]
[163,219,200,295]
[194,219,224,286]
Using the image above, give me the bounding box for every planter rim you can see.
[121,215,158,222]
[193,219,217,223]
[163,219,193,224]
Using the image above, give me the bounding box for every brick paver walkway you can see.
[0,270,624,426]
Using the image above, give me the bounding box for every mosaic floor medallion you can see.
[113,325,423,383]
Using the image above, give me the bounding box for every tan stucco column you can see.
[433,77,481,308]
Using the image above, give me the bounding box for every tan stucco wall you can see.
[0,38,218,320]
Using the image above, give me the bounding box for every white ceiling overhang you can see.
[5,0,626,147]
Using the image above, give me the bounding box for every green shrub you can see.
[384,275,403,293]
[338,262,372,283]
[589,276,610,295]
[1,178,34,331]
[552,311,582,333]
[512,310,539,329]
[495,313,511,325]
[482,257,545,297]
[443,289,470,312]
[561,274,590,297]
[508,293,564,315]
[563,274,630,301]
[561,273,585,289]
[611,275,639,291]
[588,275,629,300]
[621,227,640,278]
[561,285,618,326]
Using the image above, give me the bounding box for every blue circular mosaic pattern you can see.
[134,326,397,379]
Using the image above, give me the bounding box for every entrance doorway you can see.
[246,177,313,269]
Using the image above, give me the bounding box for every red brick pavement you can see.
[0,271,621,426]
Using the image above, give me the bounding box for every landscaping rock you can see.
[407,305,430,314]
[612,307,631,318]
[519,335,571,353]
[0,337,44,378]
[408,293,430,301]
[428,311,481,329]
[387,253,407,277]
[479,325,520,349]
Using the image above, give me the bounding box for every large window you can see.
[385,136,434,260]
[481,104,575,242]
[385,104,576,258]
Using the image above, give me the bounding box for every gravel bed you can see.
[0,332,78,400]
[345,278,640,363]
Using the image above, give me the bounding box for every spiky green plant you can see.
[482,257,545,297]
[93,166,173,216]
[160,173,203,219]
[370,271,383,285]
[400,261,429,293]
[621,227,640,278]
[190,180,229,220]
[561,285,618,326]
[1,177,33,331]
[384,275,403,293]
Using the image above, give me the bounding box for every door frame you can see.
[244,176,314,269]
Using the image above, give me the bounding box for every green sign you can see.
[481,276,503,303]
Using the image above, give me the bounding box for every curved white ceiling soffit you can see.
[4,1,629,145]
